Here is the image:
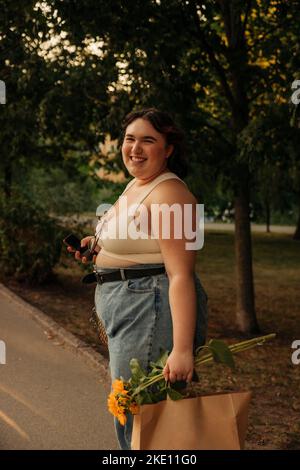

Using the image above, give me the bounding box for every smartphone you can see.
[63,234,86,254]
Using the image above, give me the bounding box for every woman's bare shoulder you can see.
[150,178,197,205]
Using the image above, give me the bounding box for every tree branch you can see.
[202,120,235,151]
[247,17,290,52]
[185,0,236,113]
[241,0,252,39]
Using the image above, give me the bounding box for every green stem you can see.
[195,334,276,366]
[131,334,276,398]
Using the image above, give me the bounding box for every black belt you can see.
[81,266,166,284]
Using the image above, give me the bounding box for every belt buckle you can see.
[94,271,104,284]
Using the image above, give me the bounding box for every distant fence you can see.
[0,340,6,364]
[0,80,6,104]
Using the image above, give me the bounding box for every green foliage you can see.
[2,0,300,229]
[119,335,274,410]
[50,0,300,229]
[0,194,63,284]
[207,339,235,370]
[166,388,184,401]
[237,104,300,226]
[9,166,128,216]
[237,105,300,171]
[0,0,65,195]
[129,352,173,405]
[17,166,102,215]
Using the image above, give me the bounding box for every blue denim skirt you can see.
[94,263,208,449]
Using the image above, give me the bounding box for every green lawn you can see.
[194,230,300,449]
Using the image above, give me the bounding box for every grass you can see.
[2,229,300,449]
[194,229,300,449]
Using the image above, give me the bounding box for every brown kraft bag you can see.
[131,391,251,450]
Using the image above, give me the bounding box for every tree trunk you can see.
[293,199,300,240]
[234,175,260,334]
[191,1,260,334]
[265,197,271,233]
[218,2,260,334]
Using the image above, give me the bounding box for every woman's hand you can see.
[163,349,194,383]
[66,235,98,264]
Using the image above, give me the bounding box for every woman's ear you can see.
[165,144,174,159]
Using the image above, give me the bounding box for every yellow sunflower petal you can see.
[117,412,127,426]
[112,379,125,393]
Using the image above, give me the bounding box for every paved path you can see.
[0,284,117,450]
[205,222,295,234]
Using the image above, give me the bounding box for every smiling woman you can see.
[67,107,208,450]
[122,119,172,179]
[121,108,188,182]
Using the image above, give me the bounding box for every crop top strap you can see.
[121,178,136,195]
[133,172,187,209]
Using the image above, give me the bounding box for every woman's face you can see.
[121,118,173,180]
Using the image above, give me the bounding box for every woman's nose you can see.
[131,140,142,154]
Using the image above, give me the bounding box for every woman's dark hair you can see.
[121,107,188,179]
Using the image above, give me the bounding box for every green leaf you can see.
[129,358,147,382]
[149,362,161,369]
[172,380,188,391]
[167,388,184,401]
[136,390,154,405]
[157,379,168,391]
[148,367,163,377]
[154,350,169,369]
[152,390,168,403]
[208,339,235,369]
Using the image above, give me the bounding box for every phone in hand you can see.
[63,234,86,254]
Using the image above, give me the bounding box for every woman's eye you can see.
[125,137,154,143]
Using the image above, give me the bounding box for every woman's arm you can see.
[151,180,198,383]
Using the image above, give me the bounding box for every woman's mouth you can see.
[130,156,147,163]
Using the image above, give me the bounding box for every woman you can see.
[68,108,208,450]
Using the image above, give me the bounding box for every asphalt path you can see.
[0,284,117,450]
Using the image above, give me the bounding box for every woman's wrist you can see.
[172,345,194,355]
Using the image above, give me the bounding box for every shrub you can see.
[0,194,64,285]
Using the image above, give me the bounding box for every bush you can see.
[0,195,64,285]
[14,166,100,216]
[12,166,128,217]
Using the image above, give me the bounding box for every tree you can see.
[238,104,300,232]
[290,82,300,240]
[0,0,126,202]
[37,0,300,331]
[0,1,56,198]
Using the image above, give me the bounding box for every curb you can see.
[0,282,110,381]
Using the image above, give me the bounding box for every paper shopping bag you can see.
[131,391,251,450]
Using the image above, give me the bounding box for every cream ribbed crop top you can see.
[94,171,186,264]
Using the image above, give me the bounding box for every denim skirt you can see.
[94,263,208,449]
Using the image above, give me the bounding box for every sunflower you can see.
[129,402,140,415]
[112,379,127,394]
[107,393,120,418]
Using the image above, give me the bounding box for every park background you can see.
[0,0,300,449]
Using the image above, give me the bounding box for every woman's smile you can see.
[130,156,147,164]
